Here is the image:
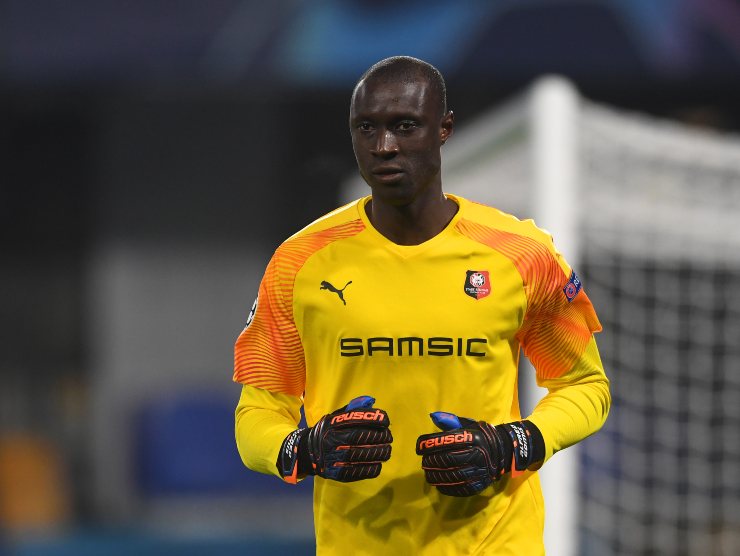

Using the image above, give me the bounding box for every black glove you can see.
[416,411,544,497]
[278,396,392,483]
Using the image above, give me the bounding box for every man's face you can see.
[349,77,453,206]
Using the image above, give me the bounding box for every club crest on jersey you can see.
[563,271,583,302]
[464,270,491,300]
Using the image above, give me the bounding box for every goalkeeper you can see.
[233,56,610,555]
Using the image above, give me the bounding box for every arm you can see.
[467,231,613,470]
[516,257,611,463]
[232,250,307,479]
[235,384,303,478]
[526,336,611,463]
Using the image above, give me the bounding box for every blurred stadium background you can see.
[2,1,739,555]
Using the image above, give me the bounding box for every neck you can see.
[365,192,458,245]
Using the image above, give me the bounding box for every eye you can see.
[356,122,374,132]
[396,120,418,132]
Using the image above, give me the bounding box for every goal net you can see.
[575,98,740,556]
[341,77,740,556]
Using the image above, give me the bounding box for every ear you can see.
[440,110,455,144]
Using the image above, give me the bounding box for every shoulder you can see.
[455,196,556,253]
[270,198,367,274]
[454,195,573,281]
[283,198,366,245]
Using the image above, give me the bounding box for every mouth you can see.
[372,167,404,182]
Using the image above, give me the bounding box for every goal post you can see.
[529,76,581,556]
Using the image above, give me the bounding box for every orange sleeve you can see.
[514,236,609,461]
[515,249,602,382]
[233,219,365,396]
[233,249,306,396]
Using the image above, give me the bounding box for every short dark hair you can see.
[352,56,447,116]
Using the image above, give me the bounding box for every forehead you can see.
[350,78,436,119]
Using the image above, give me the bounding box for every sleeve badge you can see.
[563,271,583,302]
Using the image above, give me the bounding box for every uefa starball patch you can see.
[464,270,491,300]
[563,271,583,302]
[244,296,258,329]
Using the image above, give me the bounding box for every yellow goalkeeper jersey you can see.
[234,194,610,555]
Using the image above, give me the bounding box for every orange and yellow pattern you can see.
[234,219,365,395]
[456,218,601,381]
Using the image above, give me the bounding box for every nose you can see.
[372,129,398,157]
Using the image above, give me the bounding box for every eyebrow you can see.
[351,108,426,122]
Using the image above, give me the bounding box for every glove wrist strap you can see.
[497,420,545,474]
[277,428,310,484]
[297,425,316,476]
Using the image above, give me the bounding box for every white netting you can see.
[581,103,740,264]
[578,101,740,556]
[440,96,532,217]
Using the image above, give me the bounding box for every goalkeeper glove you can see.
[416,412,545,497]
[277,395,392,484]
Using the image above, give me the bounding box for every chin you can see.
[370,186,420,207]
